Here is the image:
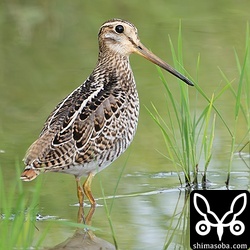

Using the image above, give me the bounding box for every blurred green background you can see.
[0,0,249,249]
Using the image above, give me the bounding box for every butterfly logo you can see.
[193,193,247,241]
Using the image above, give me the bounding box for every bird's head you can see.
[98,19,194,86]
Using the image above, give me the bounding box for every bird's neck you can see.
[97,49,130,68]
[88,50,138,101]
[93,51,135,86]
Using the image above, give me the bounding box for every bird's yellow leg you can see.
[83,172,96,207]
[76,177,84,207]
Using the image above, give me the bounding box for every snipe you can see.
[20,19,193,207]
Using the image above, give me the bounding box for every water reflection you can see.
[163,190,190,250]
[238,141,250,170]
[47,206,115,250]
[45,187,191,250]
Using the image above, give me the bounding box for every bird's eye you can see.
[115,25,124,34]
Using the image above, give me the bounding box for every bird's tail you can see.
[20,168,39,181]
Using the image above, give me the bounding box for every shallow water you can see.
[0,0,250,249]
[33,171,249,249]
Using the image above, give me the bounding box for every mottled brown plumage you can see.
[21,19,193,206]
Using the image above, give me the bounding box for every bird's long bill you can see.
[135,43,194,86]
